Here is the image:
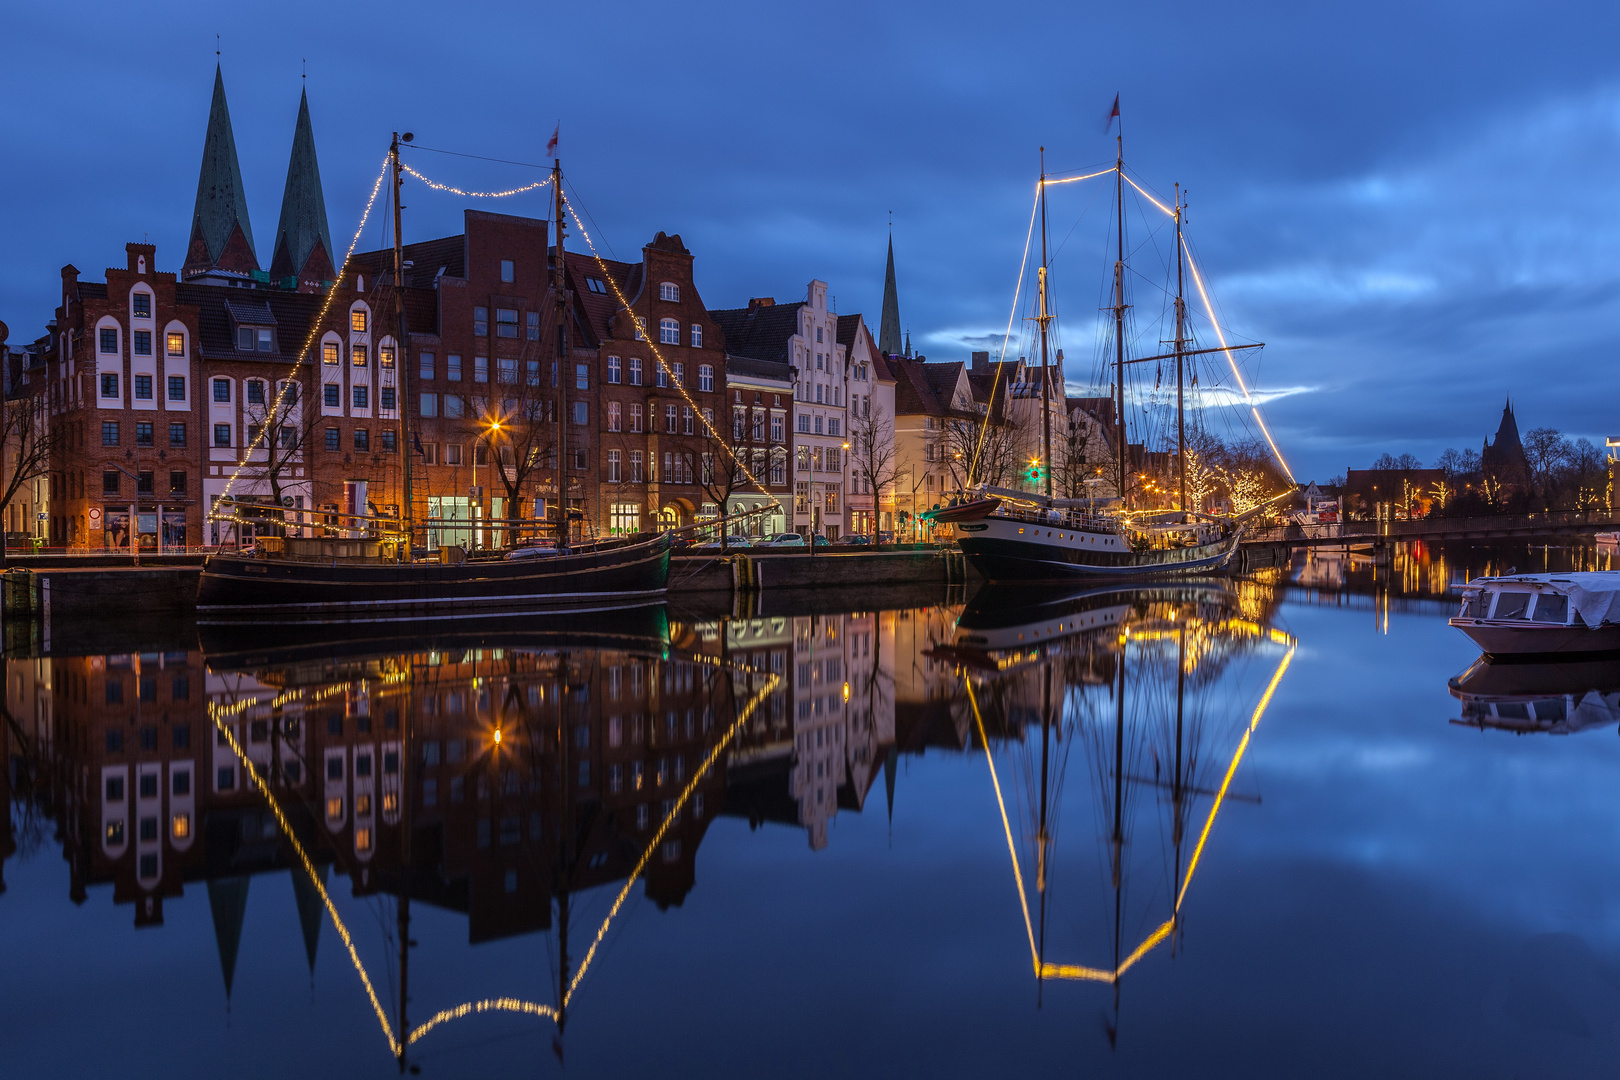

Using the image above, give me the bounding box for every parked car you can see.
[835,533,869,546]
[876,531,896,545]
[811,534,831,548]
[764,533,805,547]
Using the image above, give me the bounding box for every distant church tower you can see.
[878,232,902,357]
[183,65,259,282]
[269,87,336,291]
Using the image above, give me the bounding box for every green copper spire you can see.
[269,88,335,287]
[878,232,902,357]
[184,66,258,278]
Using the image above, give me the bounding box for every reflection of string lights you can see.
[217,651,780,1057]
[962,633,1297,984]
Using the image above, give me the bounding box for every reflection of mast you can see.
[1036,660,1052,1000]
[396,652,417,1073]
[1107,634,1125,1045]
[552,650,574,1061]
[1171,620,1186,954]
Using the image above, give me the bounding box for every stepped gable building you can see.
[183,66,259,284]
[720,349,792,539]
[1482,398,1532,495]
[836,314,896,535]
[712,283,849,539]
[571,232,727,536]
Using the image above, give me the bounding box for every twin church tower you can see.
[183,66,335,293]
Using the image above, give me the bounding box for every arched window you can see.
[659,318,680,345]
[659,282,680,302]
[698,365,714,392]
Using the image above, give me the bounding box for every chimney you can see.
[748,297,775,310]
[971,350,989,372]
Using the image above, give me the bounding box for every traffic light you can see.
[1026,458,1047,485]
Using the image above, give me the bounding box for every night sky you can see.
[4,0,1617,482]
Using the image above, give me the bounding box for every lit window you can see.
[351,343,367,366]
[172,813,190,840]
[351,310,367,333]
[326,796,344,819]
[379,344,395,368]
[323,341,339,364]
[106,819,125,845]
[166,332,185,356]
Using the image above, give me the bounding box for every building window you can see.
[102,471,120,495]
[660,281,680,302]
[135,421,153,447]
[101,374,119,399]
[500,258,515,283]
[173,813,190,840]
[587,277,608,294]
[131,291,151,318]
[170,470,186,494]
[659,318,680,345]
[325,428,340,451]
[474,356,489,382]
[665,404,677,433]
[133,330,151,356]
[683,406,693,435]
[497,359,517,385]
[218,766,236,791]
[608,356,621,384]
[351,310,367,333]
[246,380,264,405]
[496,309,519,338]
[607,449,622,482]
[446,354,461,381]
[354,429,370,451]
[381,430,397,453]
[444,394,462,419]
[630,403,643,432]
[321,341,338,364]
[771,454,786,485]
[213,424,231,447]
[351,343,367,367]
[673,362,684,386]
[608,402,621,431]
[772,414,784,442]
[576,363,589,390]
[698,364,714,392]
[572,401,587,426]
[131,374,151,400]
[167,375,185,401]
[323,384,340,408]
[795,481,809,513]
[102,421,119,446]
[380,387,396,410]
[691,325,703,348]
[828,418,841,436]
[169,423,185,447]
[629,357,643,385]
[474,307,489,336]
[278,425,296,448]
[213,379,230,402]
[100,328,118,353]
[526,311,540,341]
[379,344,395,368]
[353,386,369,410]
[630,450,644,482]
[421,393,437,417]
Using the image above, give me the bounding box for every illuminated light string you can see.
[398,161,552,199]
[219,653,779,1056]
[564,202,780,512]
[961,633,1296,984]
[211,153,393,521]
[1042,166,1115,187]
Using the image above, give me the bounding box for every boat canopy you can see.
[1469,573,1620,627]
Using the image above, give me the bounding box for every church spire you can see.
[184,65,259,281]
[207,876,251,1001]
[878,231,903,357]
[269,87,335,290]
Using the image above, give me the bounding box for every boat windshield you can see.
[1460,592,1487,619]
[1531,593,1569,624]
[1493,591,1533,620]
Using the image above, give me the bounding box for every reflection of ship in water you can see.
[941,580,1294,1041]
[1449,656,1620,736]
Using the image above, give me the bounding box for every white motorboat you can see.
[1450,572,1620,657]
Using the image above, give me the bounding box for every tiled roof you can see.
[708,302,805,364]
[565,251,637,343]
[725,354,792,383]
[353,234,465,289]
[175,283,322,362]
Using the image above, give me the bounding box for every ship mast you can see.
[1037,149,1054,500]
[391,133,414,553]
[552,159,569,543]
[1113,123,1128,509]
[1174,185,1187,514]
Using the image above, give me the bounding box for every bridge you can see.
[1241,508,1620,550]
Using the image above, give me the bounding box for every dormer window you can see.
[659,282,680,302]
[587,277,608,294]
[133,293,151,318]
[351,310,368,334]
[237,327,273,352]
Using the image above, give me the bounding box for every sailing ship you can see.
[197,139,671,623]
[943,131,1285,581]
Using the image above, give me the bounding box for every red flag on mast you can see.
[1104,94,1120,134]
[546,124,559,159]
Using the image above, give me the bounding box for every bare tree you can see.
[1524,426,1571,506]
[471,353,559,543]
[943,414,1017,490]
[680,425,754,551]
[0,393,60,566]
[848,406,900,545]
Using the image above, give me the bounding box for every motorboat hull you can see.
[197,534,671,624]
[954,515,1241,581]
[1448,618,1620,658]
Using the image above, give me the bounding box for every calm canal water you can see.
[4,539,1620,1078]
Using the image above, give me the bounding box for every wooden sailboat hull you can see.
[196,534,671,624]
[954,516,1241,580]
